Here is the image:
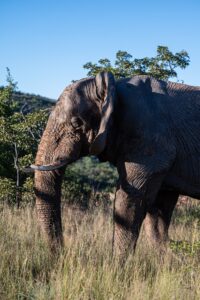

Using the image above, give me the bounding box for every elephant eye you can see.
[71,116,83,128]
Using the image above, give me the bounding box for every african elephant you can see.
[32,72,200,257]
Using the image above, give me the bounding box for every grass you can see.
[0,200,200,299]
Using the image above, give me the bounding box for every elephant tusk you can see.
[25,160,68,172]
[22,167,35,173]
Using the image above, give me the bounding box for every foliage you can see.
[0,69,49,204]
[62,156,117,208]
[83,46,190,81]
[0,178,16,203]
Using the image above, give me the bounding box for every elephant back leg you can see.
[144,190,179,249]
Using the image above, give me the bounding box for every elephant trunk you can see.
[34,120,81,248]
[34,169,64,247]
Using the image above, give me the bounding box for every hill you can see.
[12,91,55,113]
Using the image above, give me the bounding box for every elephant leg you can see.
[113,186,146,257]
[114,151,175,258]
[144,190,179,249]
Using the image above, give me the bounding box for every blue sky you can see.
[1,0,200,99]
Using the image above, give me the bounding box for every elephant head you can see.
[33,72,116,246]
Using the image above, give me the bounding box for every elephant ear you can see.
[90,71,116,155]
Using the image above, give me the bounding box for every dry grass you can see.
[0,201,200,300]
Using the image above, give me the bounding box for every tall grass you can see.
[0,201,200,299]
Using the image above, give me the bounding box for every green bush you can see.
[0,178,16,204]
[0,70,49,206]
[62,156,118,209]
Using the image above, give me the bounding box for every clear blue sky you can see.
[1,0,200,99]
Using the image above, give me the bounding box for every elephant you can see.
[32,71,200,257]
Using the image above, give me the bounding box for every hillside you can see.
[12,91,55,113]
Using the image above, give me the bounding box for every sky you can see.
[1,0,200,99]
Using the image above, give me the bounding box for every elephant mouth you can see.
[24,160,69,172]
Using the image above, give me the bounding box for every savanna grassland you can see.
[0,199,200,300]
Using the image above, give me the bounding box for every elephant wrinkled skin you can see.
[33,72,200,257]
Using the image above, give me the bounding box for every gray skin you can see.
[34,72,200,257]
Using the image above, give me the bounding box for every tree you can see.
[0,69,49,205]
[83,46,190,81]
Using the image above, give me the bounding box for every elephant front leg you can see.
[113,187,146,257]
[114,150,174,258]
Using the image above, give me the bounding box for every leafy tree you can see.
[83,46,190,81]
[0,69,49,205]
